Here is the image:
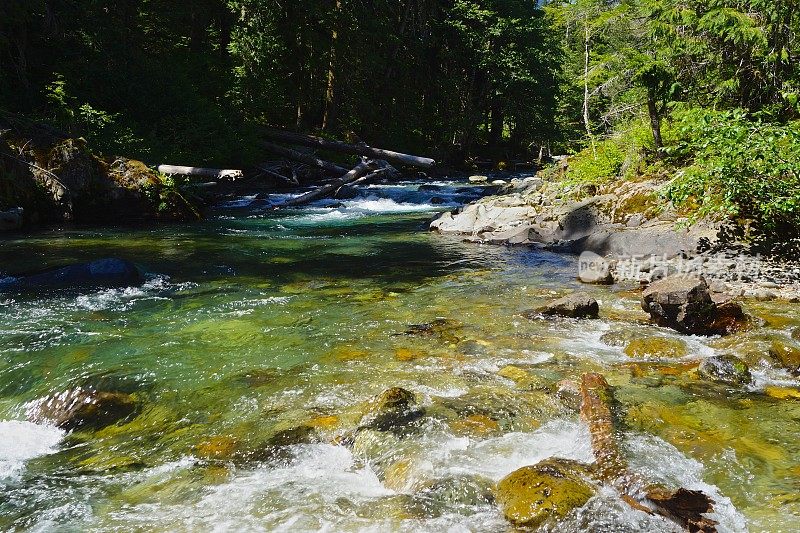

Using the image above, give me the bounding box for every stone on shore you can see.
[494,458,595,529]
[525,292,599,319]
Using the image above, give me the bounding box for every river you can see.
[1,178,798,531]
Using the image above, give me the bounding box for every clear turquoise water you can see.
[0,181,798,531]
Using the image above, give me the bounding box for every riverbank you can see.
[430,172,800,301]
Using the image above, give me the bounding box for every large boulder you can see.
[494,458,595,529]
[641,275,746,335]
[526,292,599,319]
[1,258,143,291]
[26,387,138,431]
[698,355,752,385]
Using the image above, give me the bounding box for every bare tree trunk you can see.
[281,160,380,207]
[583,19,596,157]
[261,129,436,168]
[262,142,349,175]
[322,0,342,131]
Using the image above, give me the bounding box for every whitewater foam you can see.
[0,421,64,480]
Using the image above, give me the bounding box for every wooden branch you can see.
[157,165,243,180]
[280,160,379,207]
[262,129,436,169]
[580,373,718,532]
[262,141,349,175]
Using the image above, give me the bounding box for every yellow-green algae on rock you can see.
[494,458,595,529]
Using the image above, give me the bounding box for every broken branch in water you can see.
[579,373,718,533]
[280,159,383,207]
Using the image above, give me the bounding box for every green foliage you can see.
[44,76,146,157]
[665,108,800,236]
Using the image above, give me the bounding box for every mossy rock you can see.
[792,328,800,342]
[494,458,595,529]
[448,414,501,437]
[769,341,800,375]
[600,329,637,348]
[624,337,688,359]
[195,435,239,459]
[361,387,425,433]
[697,355,752,386]
[764,386,800,400]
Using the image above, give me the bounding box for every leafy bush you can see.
[665,108,800,238]
[45,75,147,158]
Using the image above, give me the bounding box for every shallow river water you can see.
[1,179,799,532]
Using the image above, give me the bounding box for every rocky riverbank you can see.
[431,174,800,301]
[0,119,204,230]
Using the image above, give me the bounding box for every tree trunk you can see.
[261,142,349,175]
[580,373,718,533]
[583,19,595,156]
[647,87,664,154]
[322,0,342,131]
[261,129,436,169]
[281,160,380,207]
[489,91,504,147]
[157,165,243,180]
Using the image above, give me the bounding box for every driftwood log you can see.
[262,141,349,176]
[280,160,382,207]
[157,165,243,180]
[262,129,436,169]
[580,373,718,532]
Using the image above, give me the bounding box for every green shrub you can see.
[665,107,800,238]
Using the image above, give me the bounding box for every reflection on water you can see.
[0,180,798,531]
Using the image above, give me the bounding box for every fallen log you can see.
[262,129,436,169]
[262,141,349,176]
[580,373,718,532]
[280,160,380,207]
[157,165,243,180]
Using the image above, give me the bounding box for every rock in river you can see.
[525,292,599,319]
[26,387,139,431]
[0,258,143,292]
[360,387,425,434]
[641,275,746,335]
[698,355,752,386]
[494,457,595,529]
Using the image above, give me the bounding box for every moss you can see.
[624,337,688,359]
[494,458,595,529]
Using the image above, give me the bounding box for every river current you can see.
[1,179,798,531]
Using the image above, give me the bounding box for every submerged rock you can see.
[360,387,425,434]
[525,292,599,319]
[1,258,143,292]
[624,337,688,359]
[768,341,800,375]
[698,355,752,386]
[27,387,138,431]
[494,458,595,529]
[641,275,746,335]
